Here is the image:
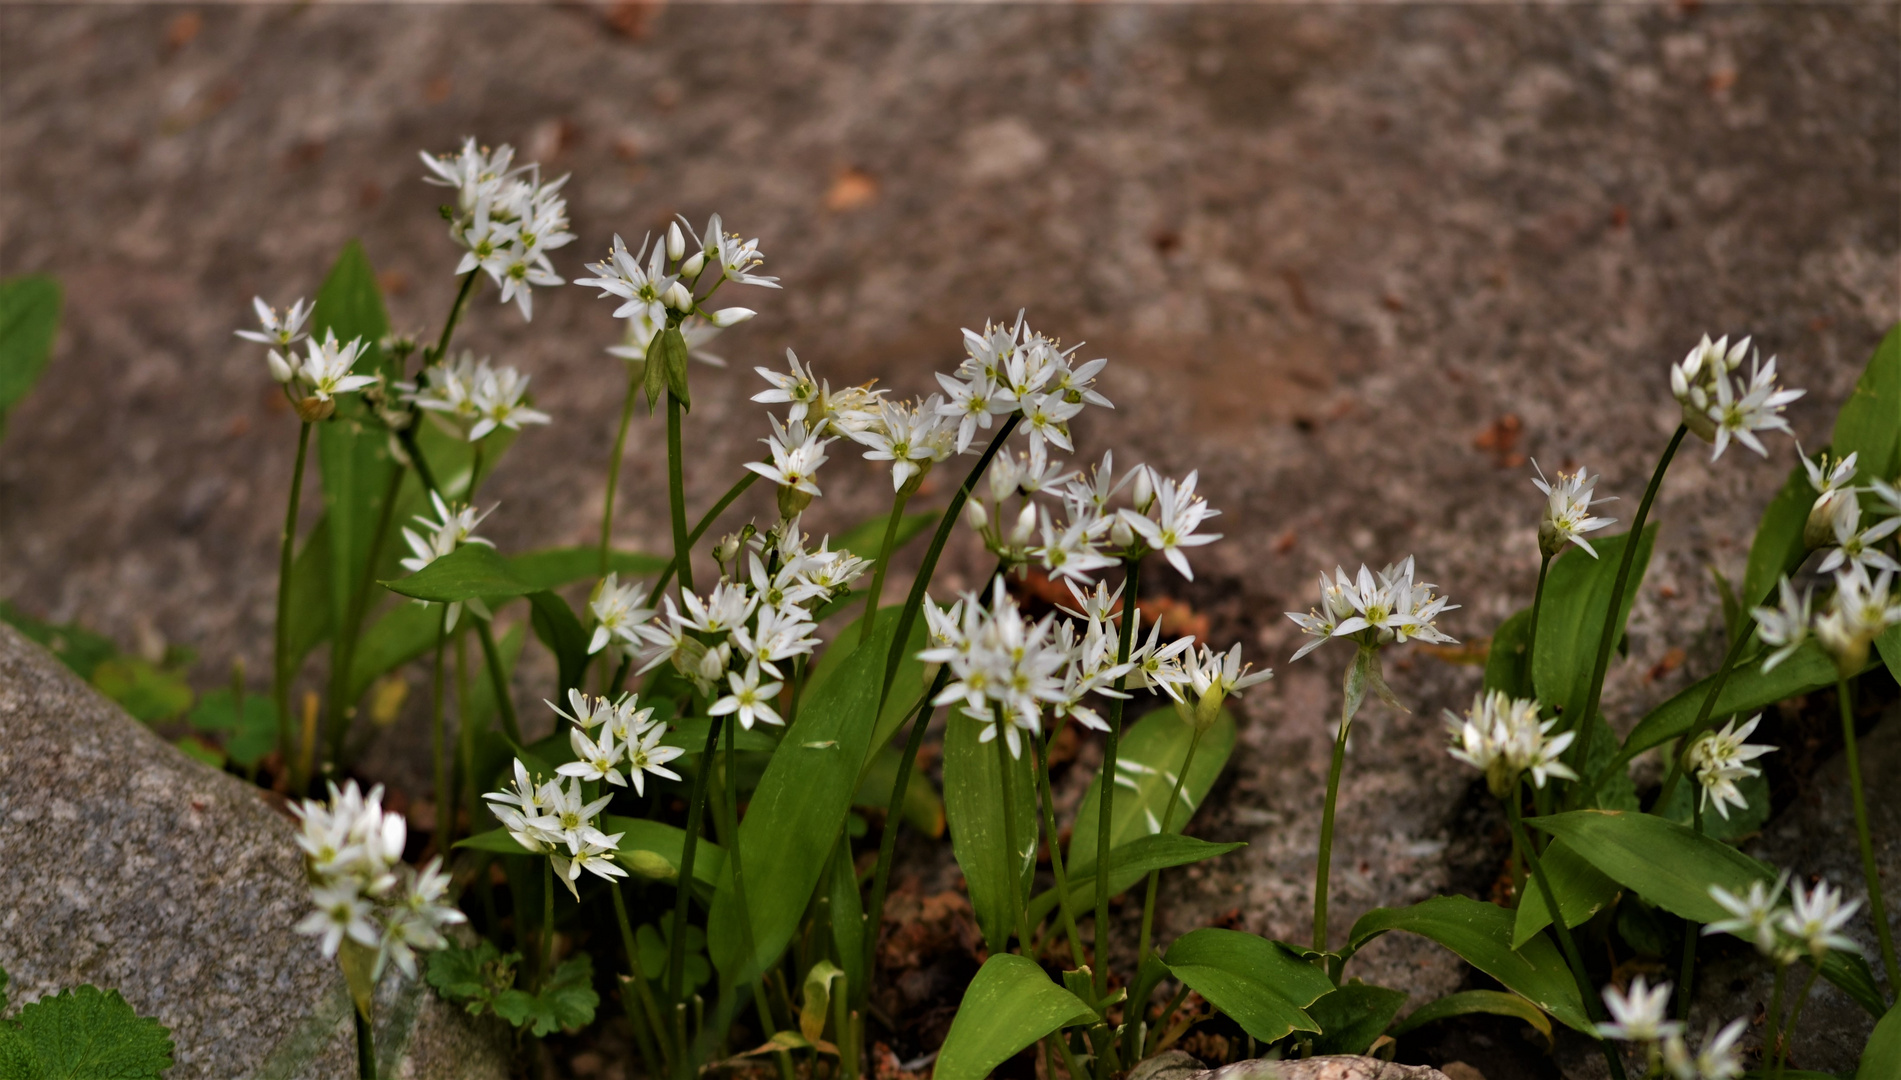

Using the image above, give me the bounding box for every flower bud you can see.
[665,282,693,312]
[1109,517,1135,550]
[1805,490,1852,551]
[267,350,297,384]
[709,307,755,328]
[667,222,686,261]
[1010,503,1037,546]
[1131,467,1155,514]
[698,642,730,686]
[713,532,743,570]
[682,250,706,278]
[623,849,678,881]
[964,499,989,532]
[1192,684,1224,732]
[778,484,814,519]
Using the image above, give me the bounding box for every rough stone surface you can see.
[1,4,1897,1074]
[0,624,511,1080]
[1134,1051,1450,1080]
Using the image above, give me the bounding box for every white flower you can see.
[710,658,785,730]
[1595,975,1681,1042]
[745,416,835,501]
[297,881,381,958]
[1814,496,1901,576]
[852,396,956,491]
[1705,349,1803,460]
[1530,461,1617,558]
[424,141,571,320]
[1751,576,1812,672]
[1286,567,1360,662]
[588,574,656,655]
[1176,642,1272,730]
[298,332,377,402]
[1031,507,1117,585]
[237,296,314,349]
[1445,690,1577,797]
[1019,392,1084,456]
[1704,872,1790,957]
[922,576,1069,758]
[1117,469,1221,581]
[1127,619,1196,702]
[1780,878,1862,959]
[1802,448,1862,549]
[1663,1018,1747,1080]
[551,832,629,900]
[1815,567,1901,673]
[469,362,552,440]
[420,137,521,215]
[695,213,780,288]
[680,581,759,636]
[1291,557,1458,658]
[558,726,627,787]
[548,688,616,731]
[753,349,824,423]
[576,232,678,331]
[1685,714,1775,820]
[543,778,615,851]
[622,722,685,796]
[399,492,496,631]
[731,602,820,677]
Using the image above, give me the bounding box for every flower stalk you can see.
[1838,676,1900,988]
[1093,555,1142,1001]
[858,490,911,648]
[276,420,313,788]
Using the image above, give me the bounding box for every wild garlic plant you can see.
[238,135,1901,1079]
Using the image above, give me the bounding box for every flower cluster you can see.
[1668,333,1805,460]
[1706,870,1864,963]
[235,299,374,423]
[1682,714,1775,820]
[1594,977,1745,1080]
[421,137,575,320]
[1756,565,1901,678]
[1443,690,1576,797]
[1530,461,1616,559]
[576,216,769,361]
[1285,557,1459,662]
[292,781,464,979]
[399,492,496,631]
[584,518,864,708]
[401,350,552,443]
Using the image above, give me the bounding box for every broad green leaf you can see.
[800,605,927,763]
[0,601,118,680]
[1163,929,1331,1043]
[1512,838,1621,948]
[425,940,521,1014]
[455,828,534,855]
[285,516,335,668]
[832,510,939,565]
[1483,607,1533,699]
[635,916,711,997]
[855,744,945,838]
[1616,640,1846,765]
[527,590,592,695]
[706,617,906,983]
[1026,833,1246,928]
[1308,983,1409,1054]
[1527,810,1886,1017]
[91,657,194,723]
[1652,765,1769,842]
[1881,623,1901,689]
[514,954,598,1036]
[661,715,778,755]
[0,1028,30,1080]
[1068,705,1235,881]
[1860,1000,1901,1080]
[830,842,867,994]
[1742,461,1815,626]
[186,688,279,768]
[1347,895,1592,1034]
[345,600,440,703]
[1389,989,1551,1044]
[506,547,670,592]
[933,955,1095,1080]
[1532,526,1656,730]
[942,708,1038,955]
[1833,324,1901,486]
[383,544,533,603]
[0,273,62,438]
[602,816,728,894]
[13,984,175,1080]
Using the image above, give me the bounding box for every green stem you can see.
[995,708,1035,953]
[1313,668,1354,957]
[653,472,759,598]
[474,619,522,746]
[670,718,724,1003]
[429,608,451,857]
[325,463,405,768]
[1137,726,1205,964]
[859,490,911,648]
[1524,553,1552,677]
[862,668,954,1003]
[1508,796,1628,1080]
[1570,425,1685,795]
[719,714,765,986]
[611,883,671,1072]
[541,857,557,990]
[601,366,642,577]
[1839,676,1901,989]
[1676,796,1703,1021]
[1094,555,1142,1003]
[1777,964,1821,1077]
[666,391,694,595]
[275,421,313,783]
[1034,727,1089,969]
[428,270,480,364]
[354,1006,377,1080]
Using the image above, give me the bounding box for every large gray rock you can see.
[0,624,510,1080]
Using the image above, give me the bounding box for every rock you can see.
[1132,1050,1449,1080]
[0,624,510,1080]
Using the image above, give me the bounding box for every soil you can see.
[2,4,1897,1076]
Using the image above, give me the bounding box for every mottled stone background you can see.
[1,2,1896,1074]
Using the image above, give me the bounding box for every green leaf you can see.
[1511,838,1621,948]
[1389,989,1552,1044]
[12,985,174,1080]
[855,744,945,838]
[1162,929,1331,1043]
[706,616,905,983]
[799,605,927,761]
[285,516,335,668]
[1859,1000,1901,1080]
[1833,324,1901,486]
[505,547,670,592]
[801,960,845,1043]
[384,544,532,603]
[1307,983,1409,1054]
[660,716,778,756]
[425,940,520,1012]
[454,828,535,855]
[932,955,1095,1080]
[531,955,599,1036]
[832,511,939,565]
[1068,705,1235,882]
[462,623,524,734]
[91,657,194,724]
[635,915,710,997]
[1532,526,1656,730]
[602,816,728,895]
[0,1027,36,1080]
[1483,607,1533,699]
[0,273,63,437]
[0,601,119,680]
[661,326,691,408]
[643,326,668,412]
[1742,461,1813,635]
[1619,640,1844,765]
[527,590,592,695]
[1026,834,1246,929]
[346,601,440,703]
[185,689,278,768]
[829,841,868,994]
[1652,765,1769,842]
[942,706,1037,955]
[1346,895,1592,1034]
[1527,810,1887,1017]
